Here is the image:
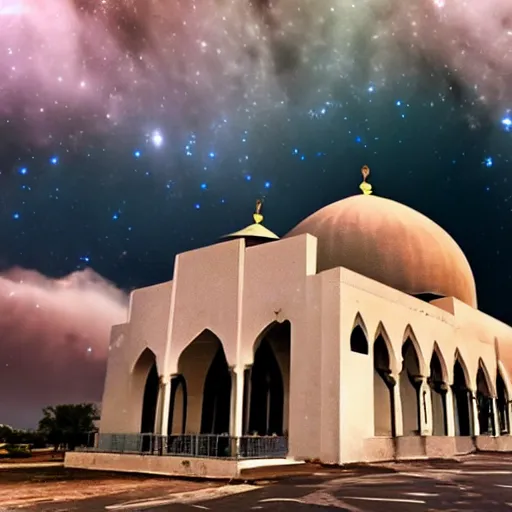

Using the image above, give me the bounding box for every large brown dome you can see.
[285,195,477,308]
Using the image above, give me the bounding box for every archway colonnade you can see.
[132,321,292,442]
[352,318,512,439]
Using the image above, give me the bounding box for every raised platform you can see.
[65,435,512,479]
[64,451,303,479]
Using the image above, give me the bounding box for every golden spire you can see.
[359,165,373,195]
[222,198,279,244]
[253,199,264,224]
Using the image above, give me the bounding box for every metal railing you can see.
[76,433,288,460]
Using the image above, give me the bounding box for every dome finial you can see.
[360,165,373,195]
[253,199,264,224]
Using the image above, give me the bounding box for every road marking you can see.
[106,484,259,510]
[191,506,210,510]
[496,485,512,489]
[397,472,431,478]
[342,497,426,504]
[259,498,305,504]
[405,493,439,497]
[464,471,512,475]
[0,462,63,469]
[427,469,512,475]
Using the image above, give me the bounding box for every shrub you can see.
[5,444,32,458]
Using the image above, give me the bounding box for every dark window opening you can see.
[350,324,368,355]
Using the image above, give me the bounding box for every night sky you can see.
[1,0,512,428]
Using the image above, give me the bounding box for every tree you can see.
[38,403,99,451]
[0,424,13,443]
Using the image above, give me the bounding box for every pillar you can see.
[243,365,253,435]
[491,397,500,436]
[444,386,456,436]
[229,367,245,455]
[392,376,403,437]
[471,391,480,436]
[160,376,172,436]
[154,375,168,434]
[417,377,433,436]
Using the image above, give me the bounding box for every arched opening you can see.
[247,321,291,436]
[497,368,509,435]
[168,375,187,435]
[201,348,231,434]
[350,322,369,355]
[373,334,395,436]
[429,348,447,436]
[400,338,421,436]
[132,348,159,436]
[141,363,159,434]
[172,330,231,436]
[452,357,471,436]
[476,362,494,436]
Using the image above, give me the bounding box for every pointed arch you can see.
[131,346,158,375]
[496,362,510,435]
[477,358,495,397]
[168,375,187,435]
[373,325,395,437]
[247,320,291,436]
[498,361,512,398]
[452,350,471,436]
[373,322,398,374]
[402,325,426,375]
[201,346,231,434]
[131,347,159,437]
[429,343,448,436]
[430,342,449,384]
[350,313,369,355]
[175,329,231,434]
[476,358,495,435]
[252,320,290,356]
[400,332,423,436]
[453,350,470,388]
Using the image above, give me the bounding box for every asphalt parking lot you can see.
[4,454,512,511]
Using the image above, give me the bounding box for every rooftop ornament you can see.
[359,165,373,195]
[222,199,279,245]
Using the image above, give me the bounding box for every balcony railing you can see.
[76,433,288,460]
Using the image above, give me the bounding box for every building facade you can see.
[93,193,512,467]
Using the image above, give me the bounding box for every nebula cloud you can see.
[0,267,128,429]
[1,0,512,146]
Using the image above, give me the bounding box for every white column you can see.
[471,392,480,437]
[419,377,433,436]
[492,397,500,436]
[153,376,166,434]
[444,387,456,436]
[160,377,172,436]
[244,366,253,435]
[229,367,245,443]
[392,377,403,437]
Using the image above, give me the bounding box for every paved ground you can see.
[0,467,218,511]
[4,454,512,511]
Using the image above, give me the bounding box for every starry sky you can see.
[1,0,512,428]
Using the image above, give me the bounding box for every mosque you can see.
[67,167,512,477]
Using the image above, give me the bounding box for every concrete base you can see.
[362,435,512,463]
[64,451,303,479]
[66,435,512,479]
